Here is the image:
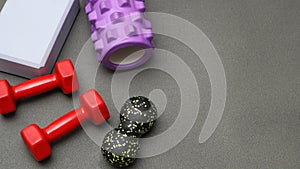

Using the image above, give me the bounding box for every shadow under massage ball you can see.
[119,96,157,137]
[101,128,140,168]
[85,0,154,70]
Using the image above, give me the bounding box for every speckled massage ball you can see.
[118,96,157,137]
[101,128,140,168]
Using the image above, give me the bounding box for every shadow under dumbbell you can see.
[0,88,73,120]
[37,154,53,165]
[38,127,83,165]
[51,125,82,145]
[38,120,111,165]
[2,111,16,119]
[20,142,53,165]
[1,88,73,121]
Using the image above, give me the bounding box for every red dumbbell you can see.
[20,89,110,161]
[0,59,79,115]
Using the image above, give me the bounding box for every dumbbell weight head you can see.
[20,124,51,161]
[78,89,110,125]
[101,128,139,168]
[118,96,157,137]
[0,80,15,114]
[55,59,79,94]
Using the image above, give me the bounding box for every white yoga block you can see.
[0,0,80,78]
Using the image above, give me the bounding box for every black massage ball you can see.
[101,129,140,168]
[119,96,157,137]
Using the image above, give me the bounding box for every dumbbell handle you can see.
[42,107,89,143]
[12,74,59,100]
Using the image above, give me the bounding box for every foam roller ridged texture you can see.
[85,0,154,70]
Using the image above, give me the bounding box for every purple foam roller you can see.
[85,0,154,70]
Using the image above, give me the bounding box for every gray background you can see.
[0,0,300,168]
